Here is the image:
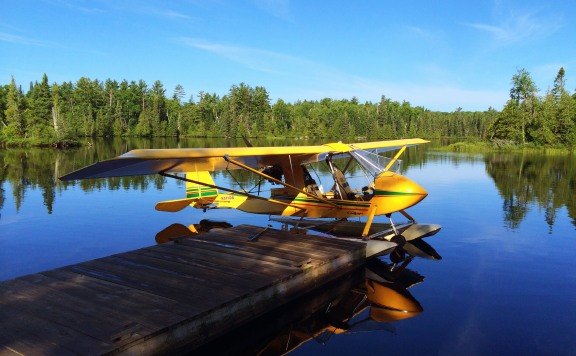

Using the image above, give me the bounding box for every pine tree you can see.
[551,67,566,100]
[26,74,53,139]
[509,68,539,144]
[3,76,26,139]
[488,100,523,144]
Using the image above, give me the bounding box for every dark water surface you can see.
[1,139,575,355]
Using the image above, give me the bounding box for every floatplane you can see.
[59,138,441,257]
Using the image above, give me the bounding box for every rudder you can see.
[186,171,219,207]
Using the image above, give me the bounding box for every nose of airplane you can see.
[371,171,428,215]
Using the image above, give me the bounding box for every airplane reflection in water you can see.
[156,221,441,355]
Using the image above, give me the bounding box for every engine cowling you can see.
[370,171,428,215]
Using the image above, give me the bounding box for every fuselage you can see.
[208,171,427,218]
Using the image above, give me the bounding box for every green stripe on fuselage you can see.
[373,190,424,196]
[278,195,371,208]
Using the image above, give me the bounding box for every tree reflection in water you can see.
[484,153,576,231]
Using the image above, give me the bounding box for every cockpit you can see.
[304,149,403,202]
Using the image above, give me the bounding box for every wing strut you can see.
[223,155,341,209]
[384,146,407,171]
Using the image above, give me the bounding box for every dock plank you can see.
[64,258,236,307]
[40,269,197,317]
[19,272,186,328]
[118,252,268,293]
[0,278,155,347]
[0,224,365,355]
[173,238,313,269]
[138,236,304,271]
[194,229,344,260]
[139,243,285,280]
[0,306,110,355]
[211,224,361,252]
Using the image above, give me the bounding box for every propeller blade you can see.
[155,198,196,212]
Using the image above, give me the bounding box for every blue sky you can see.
[1,0,575,111]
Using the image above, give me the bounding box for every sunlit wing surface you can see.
[59,139,428,181]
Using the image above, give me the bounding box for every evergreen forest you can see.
[1,67,575,148]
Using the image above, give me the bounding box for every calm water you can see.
[1,139,575,355]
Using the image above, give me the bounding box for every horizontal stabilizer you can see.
[155,198,197,212]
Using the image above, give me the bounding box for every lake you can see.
[1,138,575,355]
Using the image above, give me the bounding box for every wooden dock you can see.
[0,224,365,355]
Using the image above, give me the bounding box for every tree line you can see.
[1,68,574,147]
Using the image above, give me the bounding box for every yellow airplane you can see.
[60,138,438,243]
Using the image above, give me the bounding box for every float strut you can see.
[361,204,378,239]
[387,213,399,236]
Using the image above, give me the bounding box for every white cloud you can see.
[176,37,311,74]
[405,25,438,42]
[465,10,561,45]
[251,0,292,21]
[0,32,47,46]
[49,0,105,14]
[156,9,192,20]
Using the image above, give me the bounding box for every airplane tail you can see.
[155,171,219,212]
[186,171,219,208]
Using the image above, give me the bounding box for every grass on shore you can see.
[437,140,574,154]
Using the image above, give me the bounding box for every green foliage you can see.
[488,67,576,148]
[489,101,523,143]
[2,68,575,148]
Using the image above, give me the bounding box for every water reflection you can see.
[190,250,438,355]
[0,145,170,214]
[255,262,423,356]
[484,153,576,231]
[155,220,233,244]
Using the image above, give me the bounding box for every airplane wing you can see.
[59,138,428,181]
